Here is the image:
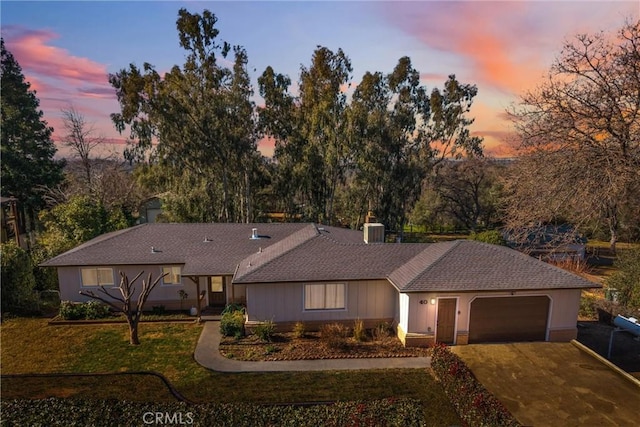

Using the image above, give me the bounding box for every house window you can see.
[304,283,345,310]
[81,268,114,287]
[210,276,223,292]
[162,266,181,285]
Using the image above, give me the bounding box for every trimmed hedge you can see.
[1,397,424,427]
[430,344,520,427]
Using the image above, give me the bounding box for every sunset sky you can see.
[2,1,638,158]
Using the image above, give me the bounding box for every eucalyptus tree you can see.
[346,63,483,233]
[506,20,640,251]
[1,39,65,225]
[109,9,260,222]
[258,47,352,224]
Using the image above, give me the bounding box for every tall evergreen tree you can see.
[1,39,65,225]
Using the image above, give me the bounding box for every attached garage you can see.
[468,296,550,343]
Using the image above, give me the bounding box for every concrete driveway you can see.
[452,342,639,427]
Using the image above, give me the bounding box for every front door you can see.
[208,276,226,307]
[436,298,457,344]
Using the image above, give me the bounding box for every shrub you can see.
[59,301,84,320]
[293,321,306,338]
[469,230,506,246]
[220,310,245,338]
[353,319,366,342]
[59,301,111,320]
[1,397,425,427]
[606,248,640,311]
[579,292,597,319]
[0,242,38,314]
[320,322,349,350]
[372,322,393,341]
[83,301,111,319]
[430,343,520,427]
[254,320,276,342]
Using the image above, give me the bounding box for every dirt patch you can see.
[576,320,640,378]
[219,332,430,361]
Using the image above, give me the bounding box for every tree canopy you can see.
[1,39,65,220]
[110,9,261,223]
[506,20,640,251]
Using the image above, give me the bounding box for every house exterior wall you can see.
[399,288,582,346]
[57,265,202,311]
[244,279,396,328]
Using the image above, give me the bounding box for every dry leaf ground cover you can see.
[219,328,430,361]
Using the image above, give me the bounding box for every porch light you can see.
[430,298,436,305]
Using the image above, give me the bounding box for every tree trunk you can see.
[607,204,619,254]
[129,320,140,345]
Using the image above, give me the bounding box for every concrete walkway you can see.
[194,321,431,372]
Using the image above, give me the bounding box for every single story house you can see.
[42,222,599,347]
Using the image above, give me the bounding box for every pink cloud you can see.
[379,2,638,96]
[3,26,109,87]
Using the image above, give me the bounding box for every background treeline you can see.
[1,11,639,314]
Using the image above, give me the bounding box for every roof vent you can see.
[203,237,212,242]
[151,246,161,253]
[250,228,259,240]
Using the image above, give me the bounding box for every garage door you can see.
[469,296,550,343]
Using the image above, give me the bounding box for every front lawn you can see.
[1,317,460,425]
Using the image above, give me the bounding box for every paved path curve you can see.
[194,321,431,372]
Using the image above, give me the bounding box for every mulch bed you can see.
[219,332,431,361]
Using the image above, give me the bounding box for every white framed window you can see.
[304,283,345,310]
[162,266,182,285]
[81,267,114,287]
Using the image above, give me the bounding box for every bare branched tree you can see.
[79,271,166,345]
[61,106,104,186]
[506,20,640,252]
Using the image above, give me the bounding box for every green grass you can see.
[1,318,460,425]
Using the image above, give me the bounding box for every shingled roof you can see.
[42,223,599,291]
[388,240,597,292]
[40,223,311,276]
[233,230,425,283]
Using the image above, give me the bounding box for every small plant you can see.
[353,319,366,342]
[220,309,245,338]
[222,303,245,315]
[293,321,306,338]
[372,322,393,341]
[254,319,276,342]
[265,345,279,355]
[178,289,188,311]
[321,322,349,350]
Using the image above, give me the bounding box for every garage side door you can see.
[469,296,550,343]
